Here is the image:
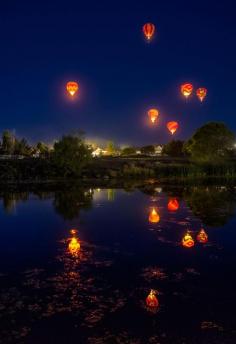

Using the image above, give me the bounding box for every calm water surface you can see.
[0,184,236,343]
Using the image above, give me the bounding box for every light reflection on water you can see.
[0,184,236,343]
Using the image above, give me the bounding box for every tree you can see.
[183,122,235,163]
[121,146,136,155]
[162,140,184,157]
[2,130,15,154]
[53,134,91,177]
[14,138,31,156]
[106,141,115,155]
[140,145,155,155]
[36,142,50,157]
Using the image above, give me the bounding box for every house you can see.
[154,145,163,155]
[92,147,108,157]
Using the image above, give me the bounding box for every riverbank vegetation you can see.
[0,122,235,182]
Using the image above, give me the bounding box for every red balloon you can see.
[167,121,178,135]
[196,87,207,102]
[148,108,159,123]
[143,23,155,41]
[181,83,193,98]
[66,81,79,96]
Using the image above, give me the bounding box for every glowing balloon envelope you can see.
[143,23,155,41]
[167,121,178,135]
[66,81,79,97]
[168,199,179,212]
[146,289,159,308]
[196,87,207,102]
[148,108,159,123]
[197,228,208,243]
[149,208,160,223]
[181,83,193,98]
[182,232,195,248]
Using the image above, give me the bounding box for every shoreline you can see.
[0,176,235,189]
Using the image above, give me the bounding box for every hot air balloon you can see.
[197,228,208,244]
[149,208,160,223]
[196,88,207,102]
[182,232,195,248]
[168,199,179,212]
[146,289,159,308]
[148,108,159,124]
[66,81,79,97]
[143,23,155,41]
[68,237,80,256]
[181,83,193,98]
[167,121,178,135]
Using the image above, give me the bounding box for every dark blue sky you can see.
[0,0,235,146]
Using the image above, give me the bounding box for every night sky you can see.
[0,0,235,146]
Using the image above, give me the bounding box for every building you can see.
[92,147,108,157]
[154,145,163,155]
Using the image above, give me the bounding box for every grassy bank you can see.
[0,157,236,184]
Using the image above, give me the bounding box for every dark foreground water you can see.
[0,184,236,344]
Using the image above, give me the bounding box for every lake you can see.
[0,184,236,343]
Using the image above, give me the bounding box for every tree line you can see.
[0,130,50,157]
[119,122,236,163]
[0,122,235,180]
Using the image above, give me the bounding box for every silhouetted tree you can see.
[140,145,155,155]
[121,146,136,155]
[14,138,31,156]
[36,142,50,157]
[53,134,91,177]
[106,141,115,155]
[162,140,185,157]
[2,130,15,154]
[183,122,235,163]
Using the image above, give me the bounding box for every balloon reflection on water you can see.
[148,194,209,249]
[146,289,159,308]
[149,207,160,223]
[68,237,80,257]
[182,232,195,248]
[70,228,78,236]
[168,199,179,212]
[68,229,81,257]
[197,228,208,244]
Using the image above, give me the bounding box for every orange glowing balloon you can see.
[196,87,207,102]
[148,108,159,123]
[143,23,155,41]
[146,289,159,308]
[168,199,179,212]
[167,121,178,135]
[181,83,193,98]
[66,81,79,97]
[182,232,195,248]
[197,228,208,244]
[68,237,80,256]
[149,208,160,223]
